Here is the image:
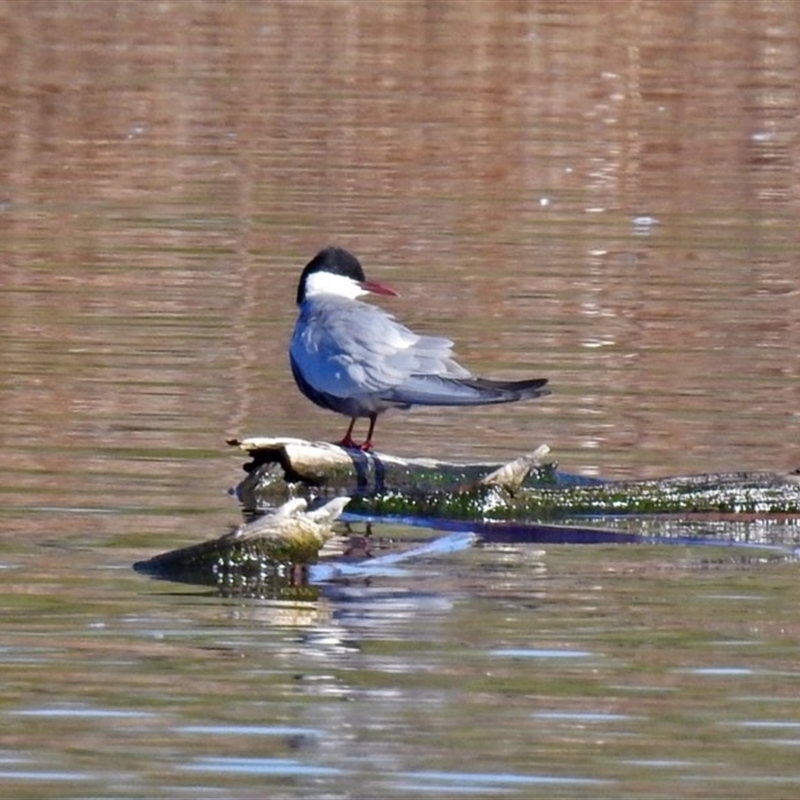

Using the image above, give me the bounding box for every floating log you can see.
[229,437,800,521]
[134,439,800,596]
[228,436,563,507]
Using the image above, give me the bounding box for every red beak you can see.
[359,279,398,297]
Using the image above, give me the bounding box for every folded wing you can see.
[290,296,548,409]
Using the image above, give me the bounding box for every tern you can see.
[289,247,550,451]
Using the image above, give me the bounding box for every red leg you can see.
[336,418,358,449]
[359,413,378,452]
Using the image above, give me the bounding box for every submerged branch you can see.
[134,496,351,589]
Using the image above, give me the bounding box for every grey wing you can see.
[290,299,471,401]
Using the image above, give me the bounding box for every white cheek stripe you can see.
[304,272,365,299]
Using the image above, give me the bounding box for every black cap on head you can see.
[297,247,365,304]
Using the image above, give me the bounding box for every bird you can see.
[289,246,550,451]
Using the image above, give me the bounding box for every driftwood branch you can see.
[229,436,800,521]
[133,437,800,596]
[134,496,352,589]
[228,436,556,503]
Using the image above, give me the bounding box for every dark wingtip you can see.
[512,378,550,401]
[468,377,550,396]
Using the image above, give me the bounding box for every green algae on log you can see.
[134,496,351,588]
[229,437,800,521]
[353,471,800,521]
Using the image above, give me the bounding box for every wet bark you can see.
[229,436,800,520]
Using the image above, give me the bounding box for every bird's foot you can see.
[335,416,376,452]
[334,435,374,452]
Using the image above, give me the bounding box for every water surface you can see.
[1,2,800,797]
